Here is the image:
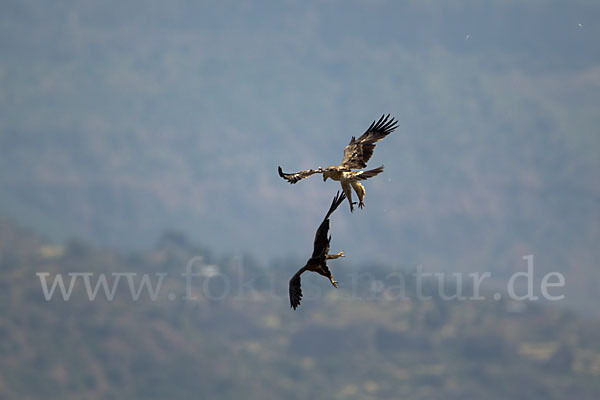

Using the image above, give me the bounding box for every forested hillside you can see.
[1,2,598,310]
[0,222,600,400]
[0,220,599,399]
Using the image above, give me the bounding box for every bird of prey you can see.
[289,191,347,310]
[278,114,397,212]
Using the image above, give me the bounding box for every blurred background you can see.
[1,0,599,398]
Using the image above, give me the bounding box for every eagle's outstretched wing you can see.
[278,166,323,184]
[312,191,346,258]
[341,114,398,169]
[289,267,306,310]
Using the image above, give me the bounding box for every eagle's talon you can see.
[358,202,365,209]
[350,201,358,213]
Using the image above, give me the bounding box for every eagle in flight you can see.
[289,191,346,310]
[278,114,397,212]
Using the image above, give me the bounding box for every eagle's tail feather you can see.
[351,165,384,181]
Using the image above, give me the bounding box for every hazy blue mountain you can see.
[1,0,598,313]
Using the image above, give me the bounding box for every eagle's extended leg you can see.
[316,265,338,288]
[341,181,356,212]
[329,276,338,288]
[326,251,344,259]
[351,181,366,209]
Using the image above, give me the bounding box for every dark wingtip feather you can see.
[278,166,298,184]
[322,191,347,221]
[368,114,398,136]
[332,190,347,211]
[289,275,303,310]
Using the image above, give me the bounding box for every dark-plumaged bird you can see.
[278,114,397,212]
[289,191,346,310]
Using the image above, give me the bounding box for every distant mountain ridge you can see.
[1,218,600,399]
[1,0,598,314]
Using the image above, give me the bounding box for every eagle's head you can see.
[322,167,336,181]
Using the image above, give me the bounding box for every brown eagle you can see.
[278,114,397,212]
[289,191,346,310]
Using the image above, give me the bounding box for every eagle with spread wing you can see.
[289,191,346,310]
[278,114,397,212]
